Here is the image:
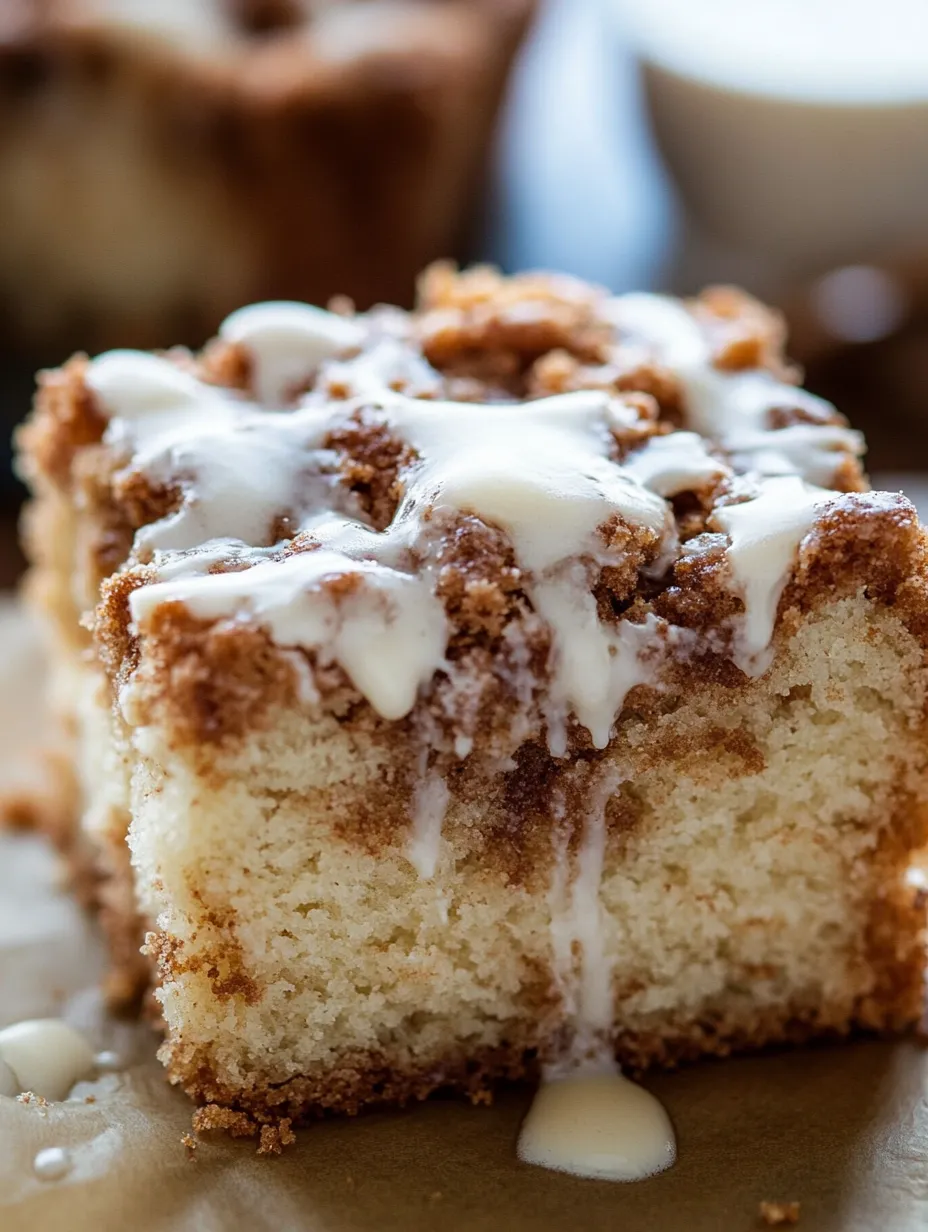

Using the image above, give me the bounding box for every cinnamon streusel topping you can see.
[74,266,900,759]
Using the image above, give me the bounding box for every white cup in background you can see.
[615,0,928,296]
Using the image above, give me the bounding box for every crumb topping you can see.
[28,263,910,755]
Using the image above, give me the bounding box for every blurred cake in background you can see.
[0,0,535,353]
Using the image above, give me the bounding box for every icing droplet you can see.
[0,1020,95,1102]
[33,1147,72,1182]
[518,1065,676,1182]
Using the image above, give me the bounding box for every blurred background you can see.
[2,0,928,584]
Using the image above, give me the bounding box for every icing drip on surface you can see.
[520,772,677,1181]
[33,1147,72,1182]
[517,1067,676,1182]
[0,1019,94,1102]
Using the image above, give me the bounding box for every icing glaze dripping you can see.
[519,772,677,1180]
[712,476,831,674]
[87,294,855,772]
[517,1067,675,1181]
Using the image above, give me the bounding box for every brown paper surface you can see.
[3,475,928,1232]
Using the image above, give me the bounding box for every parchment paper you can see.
[3,476,928,1232]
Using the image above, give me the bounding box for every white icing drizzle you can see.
[610,293,864,485]
[319,336,443,401]
[131,549,448,722]
[382,392,671,571]
[88,350,209,419]
[408,767,450,880]
[88,294,858,775]
[547,772,619,1060]
[87,352,343,556]
[94,347,688,755]
[535,583,661,755]
[623,430,728,497]
[220,301,364,407]
[712,476,832,674]
[521,772,677,1180]
[379,392,674,754]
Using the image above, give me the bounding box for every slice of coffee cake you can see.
[16,266,928,1131]
[0,1,534,353]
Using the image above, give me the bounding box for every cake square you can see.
[0,1,534,352]
[16,266,928,1134]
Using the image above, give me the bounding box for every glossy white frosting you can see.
[86,291,857,755]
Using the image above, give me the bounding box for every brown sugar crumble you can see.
[190,1105,296,1155]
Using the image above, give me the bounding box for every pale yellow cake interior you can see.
[56,593,925,1105]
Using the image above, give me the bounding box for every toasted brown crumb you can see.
[759,1200,801,1226]
[257,1120,296,1155]
[694,285,796,381]
[191,1105,296,1154]
[17,1092,48,1109]
[192,1104,259,1139]
[181,1132,198,1159]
